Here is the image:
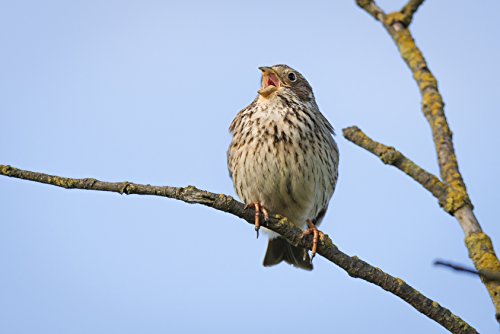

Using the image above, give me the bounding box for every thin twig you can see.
[435,260,500,283]
[0,164,477,334]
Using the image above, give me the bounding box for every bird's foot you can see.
[302,219,325,261]
[244,202,269,238]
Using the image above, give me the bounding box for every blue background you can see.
[1,0,499,333]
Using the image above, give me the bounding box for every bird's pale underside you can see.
[227,64,339,270]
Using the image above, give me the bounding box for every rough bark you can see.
[350,0,500,322]
[0,164,477,333]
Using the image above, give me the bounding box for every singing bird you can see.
[227,65,339,270]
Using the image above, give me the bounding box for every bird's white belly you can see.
[235,137,320,228]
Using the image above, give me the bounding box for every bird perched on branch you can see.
[227,64,339,270]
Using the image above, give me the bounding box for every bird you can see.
[227,64,339,270]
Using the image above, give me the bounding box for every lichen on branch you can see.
[0,163,477,333]
[350,0,500,323]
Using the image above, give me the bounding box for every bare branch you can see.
[353,0,500,321]
[362,1,470,215]
[401,0,425,26]
[0,164,477,334]
[356,0,425,28]
[355,0,385,22]
[435,260,500,283]
[343,126,446,204]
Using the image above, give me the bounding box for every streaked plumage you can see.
[227,64,339,270]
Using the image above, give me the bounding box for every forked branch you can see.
[350,0,500,322]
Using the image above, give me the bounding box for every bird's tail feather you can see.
[263,237,313,271]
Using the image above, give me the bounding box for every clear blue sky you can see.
[1,1,499,333]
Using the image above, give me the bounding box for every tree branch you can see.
[343,126,446,203]
[400,0,425,26]
[0,164,477,334]
[435,260,500,283]
[356,0,385,22]
[352,0,500,322]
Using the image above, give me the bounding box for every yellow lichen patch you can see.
[394,33,423,69]
[432,301,440,308]
[380,148,400,165]
[0,165,12,175]
[384,12,405,26]
[430,105,444,118]
[49,176,74,189]
[466,233,500,314]
[443,188,469,214]
[417,73,438,91]
[432,117,447,130]
[395,278,405,286]
[275,215,289,226]
[466,233,500,272]
[421,91,435,106]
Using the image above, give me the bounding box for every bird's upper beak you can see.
[258,66,280,98]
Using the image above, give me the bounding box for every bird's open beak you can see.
[258,66,280,98]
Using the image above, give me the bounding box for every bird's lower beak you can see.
[258,66,280,97]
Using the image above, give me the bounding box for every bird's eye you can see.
[288,72,297,82]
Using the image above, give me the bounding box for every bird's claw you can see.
[302,219,325,262]
[245,202,269,238]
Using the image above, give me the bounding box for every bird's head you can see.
[257,64,314,102]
